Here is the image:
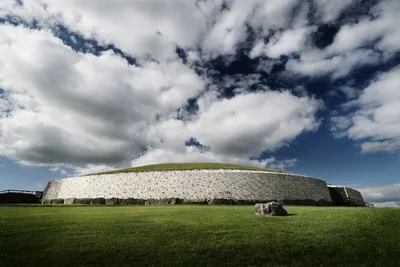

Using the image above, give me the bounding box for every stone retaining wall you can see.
[42,170,332,205]
[328,185,365,206]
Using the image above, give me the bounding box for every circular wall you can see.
[43,170,333,205]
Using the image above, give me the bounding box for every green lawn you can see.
[0,205,398,267]
[85,162,285,176]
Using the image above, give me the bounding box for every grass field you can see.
[0,205,399,267]
[86,162,285,176]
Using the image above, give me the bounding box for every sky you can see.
[0,0,399,207]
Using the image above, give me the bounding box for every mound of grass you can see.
[85,162,286,176]
[0,205,398,267]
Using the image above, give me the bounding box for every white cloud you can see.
[143,90,321,163]
[330,115,352,138]
[248,0,302,33]
[286,0,399,80]
[266,28,312,58]
[371,201,400,208]
[328,0,400,55]
[0,24,204,166]
[1,0,397,178]
[314,0,353,23]
[287,49,382,79]
[1,0,221,60]
[251,27,313,59]
[0,22,322,172]
[339,85,361,100]
[201,0,254,56]
[130,146,293,170]
[360,140,400,154]
[71,164,117,176]
[1,0,310,60]
[358,183,400,207]
[202,0,307,57]
[190,91,321,157]
[330,66,400,153]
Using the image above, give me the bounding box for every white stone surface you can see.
[43,170,332,202]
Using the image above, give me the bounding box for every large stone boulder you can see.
[169,198,184,205]
[51,199,64,204]
[145,198,161,205]
[90,198,105,205]
[159,198,184,205]
[64,198,76,204]
[105,198,120,205]
[42,199,52,204]
[182,198,208,204]
[255,202,288,216]
[120,198,145,205]
[74,198,91,205]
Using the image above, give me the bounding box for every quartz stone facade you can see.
[42,170,333,205]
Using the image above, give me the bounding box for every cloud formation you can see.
[0,0,399,177]
[358,184,400,207]
[330,66,400,153]
[0,20,319,173]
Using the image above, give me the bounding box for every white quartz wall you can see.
[43,170,332,202]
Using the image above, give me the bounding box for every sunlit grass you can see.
[0,205,398,266]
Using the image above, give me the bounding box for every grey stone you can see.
[64,198,76,204]
[208,198,236,205]
[255,202,288,216]
[169,198,183,205]
[159,198,184,205]
[74,198,91,205]
[120,198,145,205]
[159,198,169,205]
[145,198,160,205]
[42,199,52,204]
[51,199,64,204]
[105,198,120,205]
[90,198,105,205]
[182,198,208,204]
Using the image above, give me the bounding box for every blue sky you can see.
[0,0,399,206]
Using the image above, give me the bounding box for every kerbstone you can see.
[120,198,145,205]
[90,198,105,205]
[64,198,75,204]
[74,198,91,205]
[51,199,64,204]
[105,198,120,205]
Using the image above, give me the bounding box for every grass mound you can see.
[0,205,398,267]
[86,162,285,176]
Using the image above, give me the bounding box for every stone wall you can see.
[43,170,332,205]
[328,186,347,205]
[328,185,365,206]
[345,187,365,206]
